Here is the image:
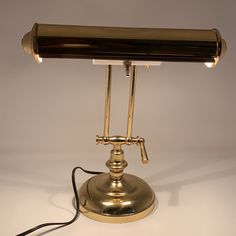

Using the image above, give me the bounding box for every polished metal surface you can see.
[96,135,149,164]
[126,66,136,138]
[79,173,155,223]
[22,23,227,66]
[82,64,154,223]
[85,122,154,222]
[103,65,112,137]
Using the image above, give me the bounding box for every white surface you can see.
[0,0,236,235]
[93,60,162,66]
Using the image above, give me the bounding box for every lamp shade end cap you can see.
[221,39,227,58]
[21,31,34,55]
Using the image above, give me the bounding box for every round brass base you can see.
[79,173,156,223]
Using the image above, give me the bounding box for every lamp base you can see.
[79,173,156,223]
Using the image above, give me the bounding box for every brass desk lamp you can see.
[22,24,226,223]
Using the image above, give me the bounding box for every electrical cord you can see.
[16,166,104,236]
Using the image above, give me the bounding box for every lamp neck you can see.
[106,146,127,181]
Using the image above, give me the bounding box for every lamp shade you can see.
[22,23,226,66]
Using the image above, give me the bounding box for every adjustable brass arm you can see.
[97,64,148,167]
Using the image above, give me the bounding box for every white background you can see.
[0,0,236,235]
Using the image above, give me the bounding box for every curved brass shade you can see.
[22,23,226,66]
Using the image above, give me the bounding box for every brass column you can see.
[126,66,136,139]
[79,65,156,223]
[103,65,112,138]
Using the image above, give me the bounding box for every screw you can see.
[124,61,132,77]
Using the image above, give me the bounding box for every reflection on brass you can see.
[126,66,136,138]
[79,173,155,223]
[21,24,227,223]
[22,23,226,66]
[103,65,112,137]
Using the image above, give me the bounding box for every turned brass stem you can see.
[106,147,127,181]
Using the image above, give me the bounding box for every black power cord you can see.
[16,166,104,236]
